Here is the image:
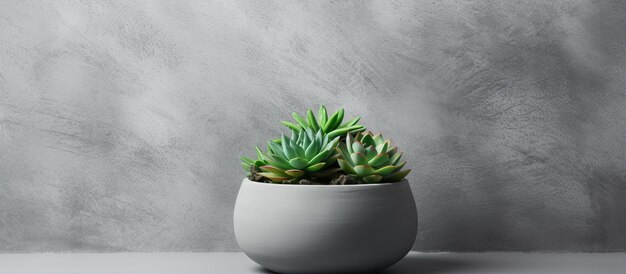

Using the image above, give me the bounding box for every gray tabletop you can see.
[1,252,625,273]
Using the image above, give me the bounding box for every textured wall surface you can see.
[1,0,626,252]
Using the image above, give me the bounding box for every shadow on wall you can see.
[578,1,626,252]
[415,0,626,251]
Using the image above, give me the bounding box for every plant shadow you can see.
[251,254,492,274]
[252,266,278,274]
[380,255,489,274]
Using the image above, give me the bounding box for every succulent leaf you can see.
[340,116,361,128]
[262,153,292,170]
[306,109,320,131]
[304,141,319,159]
[336,109,344,127]
[281,121,300,131]
[360,134,375,147]
[268,141,286,159]
[289,157,309,169]
[368,153,389,166]
[315,130,323,144]
[257,172,292,182]
[383,169,411,182]
[362,174,383,184]
[372,133,384,145]
[354,165,375,176]
[292,142,306,158]
[337,158,356,174]
[324,154,338,166]
[305,162,325,172]
[352,141,365,154]
[308,149,331,166]
[255,146,265,161]
[305,127,314,140]
[365,146,376,159]
[260,165,287,176]
[327,125,365,139]
[336,146,354,166]
[240,156,255,165]
[351,152,368,165]
[324,137,339,151]
[319,105,328,127]
[292,112,309,128]
[376,141,390,155]
[345,134,353,154]
[373,165,398,176]
[284,169,305,178]
[323,110,340,133]
[281,135,296,159]
[389,152,403,166]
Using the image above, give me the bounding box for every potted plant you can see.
[235,106,417,274]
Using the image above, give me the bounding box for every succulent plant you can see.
[242,128,341,183]
[281,105,365,139]
[336,132,411,184]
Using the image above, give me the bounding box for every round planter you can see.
[233,178,418,274]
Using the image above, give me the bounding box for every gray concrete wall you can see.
[1,0,625,252]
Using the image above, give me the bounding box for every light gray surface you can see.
[1,252,626,274]
[1,0,626,252]
[234,179,417,273]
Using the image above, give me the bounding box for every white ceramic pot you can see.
[234,178,418,274]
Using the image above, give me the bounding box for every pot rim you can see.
[241,178,408,189]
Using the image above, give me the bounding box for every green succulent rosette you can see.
[241,128,341,183]
[336,131,410,184]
